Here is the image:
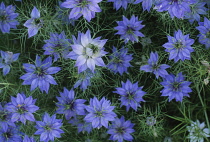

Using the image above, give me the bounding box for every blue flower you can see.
[113,79,146,111]
[107,46,133,75]
[5,93,39,124]
[107,0,134,10]
[0,125,22,142]
[107,116,135,142]
[34,112,64,142]
[24,6,43,38]
[67,30,107,73]
[61,0,102,22]
[23,135,36,142]
[56,87,86,120]
[0,2,19,33]
[160,72,192,102]
[140,51,170,79]
[114,15,145,43]
[0,51,20,76]
[84,97,117,129]
[134,0,154,11]
[196,17,210,49]
[162,30,194,62]
[20,55,61,94]
[43,31,72,62]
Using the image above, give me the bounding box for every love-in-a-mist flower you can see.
[107,0,134,10]
[61,0,102,22]
[24,6,43,38]
[34,112,64,142]
[56,87,86,120]
[84,97,117,129]
[107,46,133,75]
[140,51,170,79]
[107,116,135,142]
[114,15,145,43]
[23,135,36,142]
[154,0,194,19]
[196,17,210,49]
[187,120,210,142]
[0,51,20,76]
[184,0,207,24]
[5,93,39,125]
[0,125,22,142]
[134,0,154,11]
[160,72,192,102]
[113,79,146,111]
[43,31,72,62]
[162,30,194,62]
[20,55,61,94]
[67,30,107,73]
[0,2,19,33]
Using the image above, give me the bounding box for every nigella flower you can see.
[34,112,64,142]
[134,0,154,11]
[113,79,146,111]
[67,30,107,73]
[20,55,61,94]
[23,6,43,38]
[107,0,134,10]
[114,15,145,43]
[0,2,19,33]
[68,115,93,133]
[43,31,72,62]
[184,0,207,24]
[107,46,133,75]
[107,116,135,142]
[74,69,94,91]
[23,135,36,142]
[5,93,39,124]
[84,97,117,129]
[0,125,22,142]
[0,102,16,128]
[140,51,170,79]
[61,0,102,22]
[160,72,192,102]
[162,30,194,62]
[154,0,194,19]
[55,87,86,120]
[187,120,210,142]
[196,17,210,49]
[0,51,20,76]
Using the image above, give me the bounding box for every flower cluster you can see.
[107,0,134,10]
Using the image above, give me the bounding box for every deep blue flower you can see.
[0,125,22,142]
[84,97,117,129]
[140,51,170,79]
[0,102,16,128]
[0,2,19,33]
[34,112,64,142]
[56,87,86,120]
[23,135,36,142]
[154,0,195,19]
[67,30,107,73]
[43,31,72,62]
[114,15,145,43]
[134,0,154,11]
[107,0,134,10]
[74,69,94,91]
[196,17,210,49]
[162,30,194,62]
[5,93,39,125]
[184,0,207,24]
[68,115,93,133]
[61,0,102,22]
[107,116,135,142]
[160,72,192,102]
[20,55,61,94]
[113,79,146,111]
[107,46,133,75]
[0,51,20,76]
[23,6,43,38]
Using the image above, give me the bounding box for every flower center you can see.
[78,0,89,7]
[44,125,52,130]
[113,57,122,63]
[0,15,7,21]
[127,91,134,100]
[54,44,64,52]
[174,42,183,49]
[65,101,74,110]
[0,112,7,120]
[17,104,26,114]
[36,67,45,76]
[87,44,99,54]
[4,132,12,139]
[95,111,103,117]
[152,64,159,70]
[206,32,210,39]
[116,127,125,134]
[127,27,134,34]
[172,82,180,91]
[34,18,41,25]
